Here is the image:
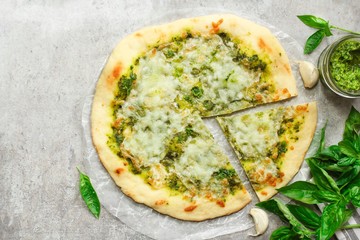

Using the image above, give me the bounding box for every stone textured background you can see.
[1,0,359,239]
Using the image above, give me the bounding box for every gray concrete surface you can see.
[1,0,359,239]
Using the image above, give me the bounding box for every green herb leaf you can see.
[297,15,328,29]
[286,204,321,230]
[338,139,360,159]
[118,71,137,100]
[258,199,314,238]
[316,124,327,155]
[342,174,360,207]
[77,167,101,219]
[337,157,357,167]
[318,201,351,240]
[316,160,349,172]
[274,199,314,238]
[350,188,360,207]
[312,190,342,203]
[212,168,236,180]
[299,15,360,54]
[191,86,204,98]
[203,100,215,110]
[277,181,320,204]
[164,49,175,58]
[307,158,340,193]
[256,199,288,222]
[304,29,326,54]
[336,165,360,186]
[317,145,343,161]
[323,25,333,37]
[270,226,300,240]
[343,106,360,140]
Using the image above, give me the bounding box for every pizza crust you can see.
[91,14,298,221]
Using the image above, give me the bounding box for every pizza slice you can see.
[217,102,317,201]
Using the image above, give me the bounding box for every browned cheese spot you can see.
[184,205,197,212]
[115,168,124,174]
[296,104,309,113]
[258,38,272,53]
[107,64,122,88]
[112,65,122,78]
[210,18,224,34]
[216,200,225,208]
[255,93,263,102]
[155,199,167,206]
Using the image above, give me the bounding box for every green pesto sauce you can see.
[330,40,360,91]
[272,115,304,166]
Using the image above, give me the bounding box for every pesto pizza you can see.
[217,102,317,201]
[91,14,299,221]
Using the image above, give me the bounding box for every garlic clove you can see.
[298,60,319,88]
[248,207,269,237]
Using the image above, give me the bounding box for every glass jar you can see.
[318,35,360,98]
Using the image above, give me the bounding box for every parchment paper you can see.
[81,8,323,240]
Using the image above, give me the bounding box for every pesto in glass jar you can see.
[329,39,360,91]
[318,35,360,98]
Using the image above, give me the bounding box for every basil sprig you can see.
[257,106,360,239]
[297,15,360,54]
[77,167,101,219]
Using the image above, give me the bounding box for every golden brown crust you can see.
[91,14,298,221]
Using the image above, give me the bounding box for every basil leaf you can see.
[274,199,314,238]
[337,157,357,167]
[341,174,360,206]
[323,23,333,37]
[353,134,360,152]
[312,190,342,203]
[258,199,314,238]
[336,165,360,186]
[304,29,326,54]
[297,15,328,29]
[339,139,359,158]
[77,168,101,219]
[343,185,360,207]
[270,226,300,240]
[191,86,204,98]
[286,204,321,230]
[318,201,351,240]
[307,158,340,193]
[317,145,343,161]
[348,186,360,207]
[277,181,320,204]
[256,199,288,222]
[316,124,327,155]
[343,106,360,141]
[316,160,349,172]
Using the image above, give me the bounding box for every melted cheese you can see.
[122,107,184,166]
[217,108,286,183]
[111,34,267,196]
[131,52,179,108]
[226,109,284,158]
[174,137,224,185]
